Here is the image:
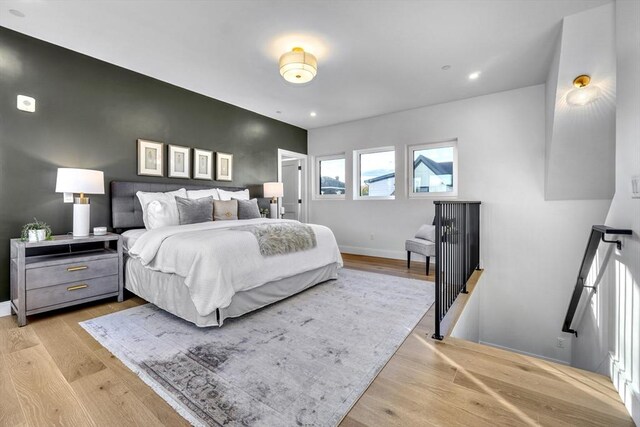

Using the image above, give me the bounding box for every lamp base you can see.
[73,203,90,237]
[269,203,278,219]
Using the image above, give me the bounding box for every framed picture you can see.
[137,139,164,176]
[193,148,213,180]
[216,152,233,181]
[168,145,190,179]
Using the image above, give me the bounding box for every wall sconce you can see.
[566,75,600,107]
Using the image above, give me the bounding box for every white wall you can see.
[545,3,616,201]
[308,84,611,363]
[450,274,483,342]
[573,0,640,423]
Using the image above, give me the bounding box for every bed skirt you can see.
[124,257,340,327]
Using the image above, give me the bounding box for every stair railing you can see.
[432,201,481,340]
[562,225,632,337]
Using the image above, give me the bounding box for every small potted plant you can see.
[260,208,269,218]
[21,218,52,242]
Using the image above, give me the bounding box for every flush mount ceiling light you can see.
[566,74,600,106]
[279,47,317,84]
[468,71,481,80]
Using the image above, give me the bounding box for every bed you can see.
[111,181,343,327]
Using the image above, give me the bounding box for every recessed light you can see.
[276,111,282,114]
[441,65,451,71]
[468,71,481,80]
[9,9,26,18]
[310,112,317,117]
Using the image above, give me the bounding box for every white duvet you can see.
[128,219,343,317]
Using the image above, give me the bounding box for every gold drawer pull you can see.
[67,266,88,272]
[67,284,88,291]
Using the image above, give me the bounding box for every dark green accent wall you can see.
[0,27,307,301]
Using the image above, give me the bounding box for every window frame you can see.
[314,153,346,200]
[406,140,458,199]
[353,146,396,201]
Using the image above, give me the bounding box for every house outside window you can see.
[315,154,346,199]
[408,140,458,198]
[354,147,395,200]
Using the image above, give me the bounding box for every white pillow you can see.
[218,188,249,201]
[186,188,220,200]
[415,224,436,242]
[136,188,187,229]
[146,200,177,229]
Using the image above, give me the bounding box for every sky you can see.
[415,147,454,163]
[360,150,395,184]
[320,158,345,181]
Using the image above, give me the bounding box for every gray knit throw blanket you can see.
[237,223,317,256]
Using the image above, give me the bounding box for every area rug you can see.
[80,268,434,427]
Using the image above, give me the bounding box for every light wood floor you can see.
[0,254,633,426]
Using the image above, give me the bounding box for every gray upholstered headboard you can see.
[111,181,249,231]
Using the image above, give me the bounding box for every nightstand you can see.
[9,233,123,326]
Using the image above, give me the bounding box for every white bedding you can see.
[128,218,343,317]
[122,229,146,252]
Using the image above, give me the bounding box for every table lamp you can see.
[263,182,283,219]
[55,168,105,236]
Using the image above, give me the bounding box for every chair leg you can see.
[426,257,430,275]
[407,251,411,269]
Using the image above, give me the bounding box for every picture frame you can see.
[168,144,190,179]
[216,152,233,181]
[137,139,164,177]
[193,148,213,180]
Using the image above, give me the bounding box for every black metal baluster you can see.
[456,204,459,295]
[450,203,454,306]
[457,204,461,294]
[443,202,447,316]
[446,203,451,311]
[454,203,458,299]
[461,203,467,292]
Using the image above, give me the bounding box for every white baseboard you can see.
[478,340,569,366]
[0,300,11,317]
[609,352,640,425]
[631,389,640,426]
[339,245,432,263]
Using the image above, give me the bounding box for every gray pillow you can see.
[175,196,213,225]
[234,198,261,219]
[213,200,238,221]
[415,224,436,242]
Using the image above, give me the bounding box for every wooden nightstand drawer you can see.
[26,256,119,290]
[26,275,119,312]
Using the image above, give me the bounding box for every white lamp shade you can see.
[263,182,284,198]
[55,168,105,194]
[566,85,601,106]
[279,48,317,84]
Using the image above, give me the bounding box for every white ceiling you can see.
[0,0,611,130]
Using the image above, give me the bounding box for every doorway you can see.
[277,149,308,223]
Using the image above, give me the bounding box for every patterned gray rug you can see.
[80,268,434,427]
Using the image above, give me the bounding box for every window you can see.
[315,154,346,199]
[354,147,396,199]
[408,140,457,197]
